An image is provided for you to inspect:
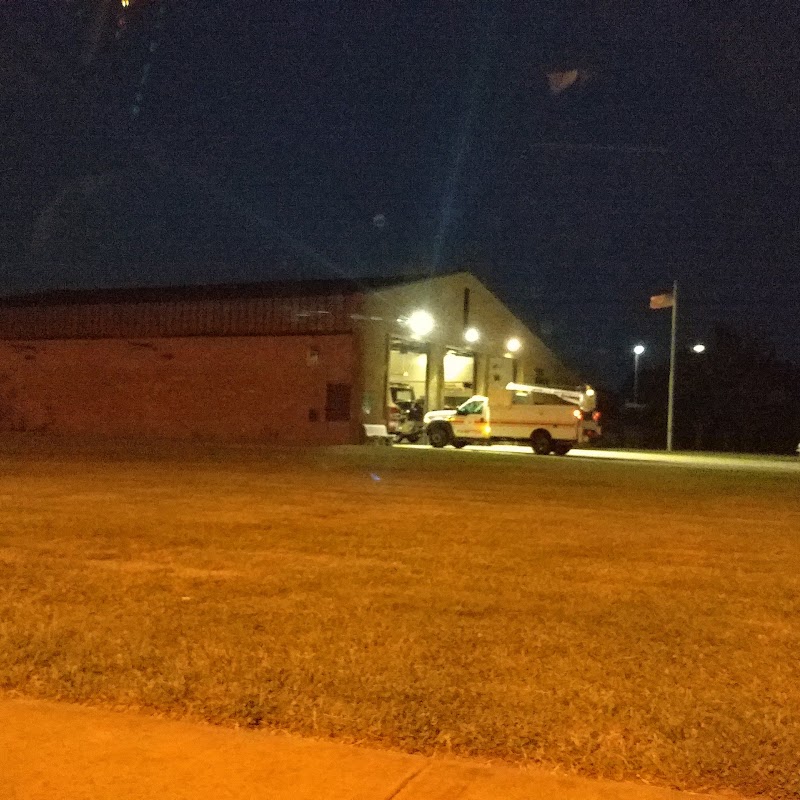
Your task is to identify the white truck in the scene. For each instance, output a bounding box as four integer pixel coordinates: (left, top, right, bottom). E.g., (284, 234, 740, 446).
(423, 382, 601, 455)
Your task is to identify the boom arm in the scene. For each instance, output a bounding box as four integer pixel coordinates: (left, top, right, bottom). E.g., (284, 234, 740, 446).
(505, 382, 597, 411)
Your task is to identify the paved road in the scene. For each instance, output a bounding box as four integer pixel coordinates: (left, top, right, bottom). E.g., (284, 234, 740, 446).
(397, 443, 800, 473)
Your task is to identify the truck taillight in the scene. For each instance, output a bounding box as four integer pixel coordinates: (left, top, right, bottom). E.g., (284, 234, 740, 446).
(592, 411, 601, 422)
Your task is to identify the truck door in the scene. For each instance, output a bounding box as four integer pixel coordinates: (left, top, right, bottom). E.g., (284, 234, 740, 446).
(449, 398, 488, 440)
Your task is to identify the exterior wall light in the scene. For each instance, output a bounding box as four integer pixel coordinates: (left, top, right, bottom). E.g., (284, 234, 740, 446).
(406, 310, 435, 338)
(464, 327, 480, 344)
(505, 337, 522, 353)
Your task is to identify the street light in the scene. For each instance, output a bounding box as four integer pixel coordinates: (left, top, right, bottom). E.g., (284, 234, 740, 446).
(632, 344, 645, 405)
(691, 343, 706, 354)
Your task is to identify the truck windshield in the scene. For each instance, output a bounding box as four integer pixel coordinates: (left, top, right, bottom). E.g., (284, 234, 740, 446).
(456, 399, 484, 415)
(392, 388, 414, 405)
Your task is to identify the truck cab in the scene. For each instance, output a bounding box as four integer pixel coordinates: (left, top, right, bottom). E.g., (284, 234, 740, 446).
(386, 383, 415, 433)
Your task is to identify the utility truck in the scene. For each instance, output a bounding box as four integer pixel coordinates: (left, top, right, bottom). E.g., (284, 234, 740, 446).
(423, 382, 601, 455)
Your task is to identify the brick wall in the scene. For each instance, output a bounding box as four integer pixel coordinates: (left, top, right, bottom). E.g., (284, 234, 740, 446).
(0, 335, 358, 444)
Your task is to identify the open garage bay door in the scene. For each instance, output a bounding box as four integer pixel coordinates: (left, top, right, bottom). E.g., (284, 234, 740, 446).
(443, 349, 475, 408)
(388, 342, 428, 411)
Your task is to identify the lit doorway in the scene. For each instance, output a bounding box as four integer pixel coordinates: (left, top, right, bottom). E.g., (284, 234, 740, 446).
(443, 349, 475, 408)
(388, 341, 428, 413)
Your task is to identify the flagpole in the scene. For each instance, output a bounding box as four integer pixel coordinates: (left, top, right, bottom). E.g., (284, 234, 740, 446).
(666, 280, 678, 452)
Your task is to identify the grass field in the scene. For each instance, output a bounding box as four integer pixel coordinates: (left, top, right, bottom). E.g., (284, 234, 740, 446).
(1, 437, 799, 797)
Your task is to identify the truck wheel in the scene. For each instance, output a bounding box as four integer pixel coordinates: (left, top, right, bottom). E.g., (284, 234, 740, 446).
(427, 423, 451, 449)
(553, 443, 571, 456)
(530, 430, 552, 455)
(453, 439, 468, 449)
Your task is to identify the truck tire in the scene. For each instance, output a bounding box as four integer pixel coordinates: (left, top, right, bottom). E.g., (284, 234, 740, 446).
(530, 430, 552, 455)
(427, 423, 452, 449)
(552, 442, 572, 456)
(452, 439, 468, 449)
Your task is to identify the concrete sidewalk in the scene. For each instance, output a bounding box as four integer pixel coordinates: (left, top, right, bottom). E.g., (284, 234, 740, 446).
(0, 697, 737, 800)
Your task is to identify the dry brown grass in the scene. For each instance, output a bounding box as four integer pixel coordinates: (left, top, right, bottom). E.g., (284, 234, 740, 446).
(1, 436, 799, 797)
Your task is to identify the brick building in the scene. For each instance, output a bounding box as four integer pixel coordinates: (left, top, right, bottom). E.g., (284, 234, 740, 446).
(0, 272, 576, 444)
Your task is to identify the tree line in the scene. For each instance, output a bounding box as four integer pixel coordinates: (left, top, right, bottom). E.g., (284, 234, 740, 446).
(609, 325, 800, 455)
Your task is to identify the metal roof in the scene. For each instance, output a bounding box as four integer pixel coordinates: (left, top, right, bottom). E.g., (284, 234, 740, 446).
(0, 272, 459, 308)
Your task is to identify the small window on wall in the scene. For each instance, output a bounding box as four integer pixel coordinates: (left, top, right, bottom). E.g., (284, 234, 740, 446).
(325, 383, 351, 421)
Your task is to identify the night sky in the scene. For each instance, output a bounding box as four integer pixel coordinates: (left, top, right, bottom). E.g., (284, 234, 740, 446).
(2, 1, 798, 388)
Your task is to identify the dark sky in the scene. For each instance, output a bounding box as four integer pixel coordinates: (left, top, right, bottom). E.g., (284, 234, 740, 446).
(1, 0, 798, 387)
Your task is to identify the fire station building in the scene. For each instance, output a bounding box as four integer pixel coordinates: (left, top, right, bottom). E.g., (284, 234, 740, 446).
(0, 271, 576, 444)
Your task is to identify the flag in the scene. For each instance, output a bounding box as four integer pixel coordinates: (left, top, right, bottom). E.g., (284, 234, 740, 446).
(650, 292, 674, 310)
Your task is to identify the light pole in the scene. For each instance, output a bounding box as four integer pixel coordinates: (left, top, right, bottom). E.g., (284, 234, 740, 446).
(632, 344, 645, 405)
(648, 279, 678, 451)
(689, 343, 707, 449)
